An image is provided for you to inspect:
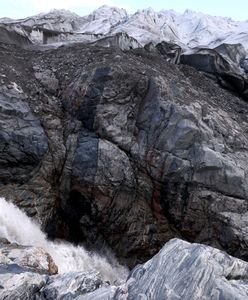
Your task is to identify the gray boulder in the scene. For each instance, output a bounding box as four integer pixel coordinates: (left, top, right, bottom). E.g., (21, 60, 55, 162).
(241, 59, 248, 73)
(118, 238, 248, 300)
(40, 271, 105, 299)
(0, 242, 58, 275)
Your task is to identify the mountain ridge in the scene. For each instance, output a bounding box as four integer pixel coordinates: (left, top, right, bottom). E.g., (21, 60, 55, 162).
(1, 5, 248, 50)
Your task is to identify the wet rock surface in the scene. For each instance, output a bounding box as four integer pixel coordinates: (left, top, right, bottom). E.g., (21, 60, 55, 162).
(0, 239, 107, 300)
(1, 39, 248, 270)
(0, 242, 58, 275)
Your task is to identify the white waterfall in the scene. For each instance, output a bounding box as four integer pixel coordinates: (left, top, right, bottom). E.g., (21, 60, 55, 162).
(0, 197, 128, 283)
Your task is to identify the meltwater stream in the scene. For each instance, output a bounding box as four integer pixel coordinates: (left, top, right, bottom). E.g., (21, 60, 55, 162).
(0, 197, 128, 283)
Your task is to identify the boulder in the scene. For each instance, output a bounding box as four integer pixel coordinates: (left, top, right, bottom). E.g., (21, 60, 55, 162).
(118, 239, 248, 300)
(0, 243, 58, 275)
(241, 59, 248, 73)
(81, 239, 248, 300)
(40, 271, 105, 299)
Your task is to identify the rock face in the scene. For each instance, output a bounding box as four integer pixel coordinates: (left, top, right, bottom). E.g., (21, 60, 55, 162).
(0, 87, 48, 185)
(1, 38, 248, 269)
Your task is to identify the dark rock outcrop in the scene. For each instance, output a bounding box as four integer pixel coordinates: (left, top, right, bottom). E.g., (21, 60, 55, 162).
(1, 40, 248, 268)
(0, 88, 48, 184)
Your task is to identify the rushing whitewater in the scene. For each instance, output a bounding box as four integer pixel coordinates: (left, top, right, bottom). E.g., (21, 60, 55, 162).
(0, 197, 128, 283)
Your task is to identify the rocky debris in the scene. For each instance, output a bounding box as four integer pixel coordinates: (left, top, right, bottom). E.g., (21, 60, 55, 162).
(1, 8, 248, 101)
(0, 239, 107, 299)
(34, 69, 59, 94)
(2, 238, 248, 299)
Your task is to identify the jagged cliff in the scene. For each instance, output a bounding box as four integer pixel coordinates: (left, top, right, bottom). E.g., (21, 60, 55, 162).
(1, 40, 248, 267)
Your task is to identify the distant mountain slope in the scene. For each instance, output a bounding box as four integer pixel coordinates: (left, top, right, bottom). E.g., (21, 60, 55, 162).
(1, 5, 248, 50)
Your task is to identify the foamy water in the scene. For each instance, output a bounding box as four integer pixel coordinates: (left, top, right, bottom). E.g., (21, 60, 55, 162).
(0, 197, 128, 283)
